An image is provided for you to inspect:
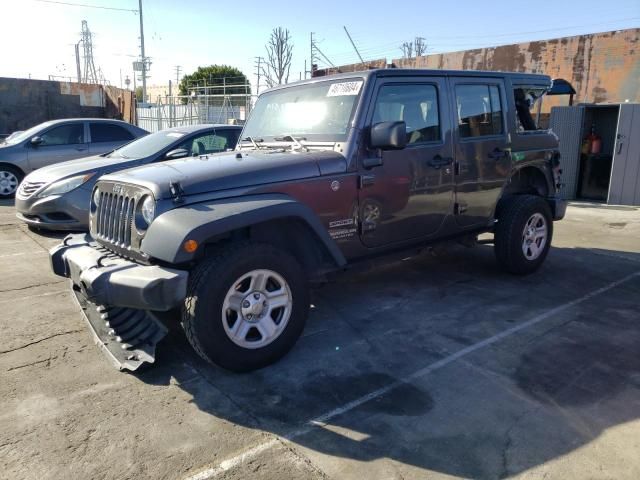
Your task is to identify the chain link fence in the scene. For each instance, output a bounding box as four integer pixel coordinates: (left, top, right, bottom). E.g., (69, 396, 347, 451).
(136, 81, 254, 133)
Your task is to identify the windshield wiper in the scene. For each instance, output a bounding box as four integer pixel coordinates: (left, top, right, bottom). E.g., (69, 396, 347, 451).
(274, 135, 309, 152)
(242, 136, 265, 150)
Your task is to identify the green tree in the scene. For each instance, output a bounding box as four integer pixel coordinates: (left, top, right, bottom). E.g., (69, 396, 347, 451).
(178, 65, 251, 104)
(135, 86, 143, 102)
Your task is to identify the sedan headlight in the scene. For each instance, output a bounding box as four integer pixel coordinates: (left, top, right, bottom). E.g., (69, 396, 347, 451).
(140, 195, 155, 225)
(37, 173, 95, 198)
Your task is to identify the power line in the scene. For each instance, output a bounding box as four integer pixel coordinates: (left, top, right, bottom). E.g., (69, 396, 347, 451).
(33, 0, 138, 13)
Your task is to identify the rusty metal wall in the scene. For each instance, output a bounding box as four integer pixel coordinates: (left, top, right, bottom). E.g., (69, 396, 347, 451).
(392, 28, 640, 107)
(312, 59, 387, 77)
(0, 77, 136, 134)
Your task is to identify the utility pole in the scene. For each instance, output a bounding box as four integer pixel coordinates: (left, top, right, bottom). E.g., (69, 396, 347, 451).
(138, 0, 147, 103)
(310, 32, 315, 77)
(343, 26, 364, 66)
(74, 40, 82, 83)
(174, 65, 182, 85)
(254, 56, 263, 94)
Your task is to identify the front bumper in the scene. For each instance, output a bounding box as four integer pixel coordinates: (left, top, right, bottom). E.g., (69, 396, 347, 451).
(15, 189, 89, 231)
(547, 197, 568, 221)
(50, 233, 189, 370)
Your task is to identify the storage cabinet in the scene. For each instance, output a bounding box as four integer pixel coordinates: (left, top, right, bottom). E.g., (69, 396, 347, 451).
(549, 103, 640, 206)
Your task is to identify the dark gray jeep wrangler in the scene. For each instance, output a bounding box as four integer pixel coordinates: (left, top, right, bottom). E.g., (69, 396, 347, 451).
(50, 69, 565, 372)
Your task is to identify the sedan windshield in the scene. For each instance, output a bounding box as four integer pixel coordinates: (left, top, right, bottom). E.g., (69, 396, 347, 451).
(241, 78, 364, 143)
(3, 121, 56, 145)
(109, 130, 185, 159)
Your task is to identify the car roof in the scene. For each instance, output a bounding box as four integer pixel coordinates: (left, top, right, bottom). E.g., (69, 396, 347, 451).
(160, 124, 243, 134)
(40, 118, 135, 125)
(266, 68, 552, 92)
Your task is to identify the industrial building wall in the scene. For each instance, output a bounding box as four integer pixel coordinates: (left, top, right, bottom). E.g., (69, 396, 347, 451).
(0, 77, 136, 135)
(392, 28, 640, 107)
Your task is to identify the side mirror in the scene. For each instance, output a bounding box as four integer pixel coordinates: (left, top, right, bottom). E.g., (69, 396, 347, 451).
(30, 136, 43, 146)
(164, 148, 189, 160)
(370, 121, 407, 150)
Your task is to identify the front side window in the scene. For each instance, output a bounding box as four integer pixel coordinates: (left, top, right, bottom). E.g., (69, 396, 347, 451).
(183, 131, 236, 155)
(90, 123, 134, 143)
(372, 84, 441, 144)
(456, 85, 503, 138)
(40, 124, 84, 146)
(242, 79, 363, 142)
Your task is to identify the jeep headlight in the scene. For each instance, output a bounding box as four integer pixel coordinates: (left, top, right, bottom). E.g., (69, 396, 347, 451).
(140, 195, 155, 225)
(37, 173, 95, 198)
(92, 187, 101, 208)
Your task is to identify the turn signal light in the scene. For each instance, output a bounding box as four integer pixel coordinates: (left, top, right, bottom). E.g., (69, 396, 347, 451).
(183, 239, 198, 253)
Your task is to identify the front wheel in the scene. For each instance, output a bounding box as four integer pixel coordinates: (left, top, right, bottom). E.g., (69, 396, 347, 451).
(0, 165, 23, 199)
(494, 195, 553, 275)
(182, 243, 309, 372)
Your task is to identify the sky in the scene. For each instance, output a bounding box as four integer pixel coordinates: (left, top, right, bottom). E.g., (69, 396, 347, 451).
(0, 0, 638, 94)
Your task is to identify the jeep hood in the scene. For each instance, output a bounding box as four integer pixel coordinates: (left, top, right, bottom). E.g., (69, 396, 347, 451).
(102, 150, 347, 199)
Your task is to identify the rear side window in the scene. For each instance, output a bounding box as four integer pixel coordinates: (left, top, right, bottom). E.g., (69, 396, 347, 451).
(90, 123, 134, 143)
(456, 85, 503, 138)
(40, 124, 84, 146)
(372, 84, 441, 144)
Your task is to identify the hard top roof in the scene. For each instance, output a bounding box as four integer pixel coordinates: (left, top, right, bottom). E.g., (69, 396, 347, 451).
(266, 68, 552, 93)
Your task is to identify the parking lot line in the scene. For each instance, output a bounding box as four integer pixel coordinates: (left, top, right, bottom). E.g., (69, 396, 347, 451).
(185, 270, 640, 480)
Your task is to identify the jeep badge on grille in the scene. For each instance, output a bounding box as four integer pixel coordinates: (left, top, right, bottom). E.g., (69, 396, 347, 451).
(112, 184, 123, 194)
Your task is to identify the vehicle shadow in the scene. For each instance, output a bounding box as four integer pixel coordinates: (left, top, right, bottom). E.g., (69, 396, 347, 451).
(136, 245, 640, 479)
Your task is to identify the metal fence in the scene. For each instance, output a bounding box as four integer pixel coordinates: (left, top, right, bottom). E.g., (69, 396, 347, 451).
(136, 91, 254, 133)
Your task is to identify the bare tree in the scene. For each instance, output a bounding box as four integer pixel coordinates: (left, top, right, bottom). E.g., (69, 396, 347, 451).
(414, 37, 427, 57)
(400, 41, 414, 59)
(263, 27, 293, 87)
(400, 37, 428, 59)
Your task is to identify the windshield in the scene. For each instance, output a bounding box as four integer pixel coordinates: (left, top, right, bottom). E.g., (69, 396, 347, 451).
(241, 78, 364, 143)
(109, 130, 184, 159)
(3, 121, 56, 145)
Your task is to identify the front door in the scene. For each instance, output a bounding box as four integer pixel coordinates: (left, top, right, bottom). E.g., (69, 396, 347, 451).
(358, 78, 454, 247)
(449, 78, 511, 227)
(27, 122, 88, 171)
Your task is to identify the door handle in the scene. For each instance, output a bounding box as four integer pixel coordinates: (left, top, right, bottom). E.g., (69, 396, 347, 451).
(428, 155, 453, 169)
(488, 148, 507, 159)
(75, 148, 87, 151)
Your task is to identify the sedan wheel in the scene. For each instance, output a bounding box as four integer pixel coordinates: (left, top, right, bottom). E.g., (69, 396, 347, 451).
(0, 170, 19, 197)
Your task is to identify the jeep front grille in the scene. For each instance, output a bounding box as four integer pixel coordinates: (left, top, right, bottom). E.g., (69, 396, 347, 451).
(91, 181, 151, 259)
(95, 192, 135, 247)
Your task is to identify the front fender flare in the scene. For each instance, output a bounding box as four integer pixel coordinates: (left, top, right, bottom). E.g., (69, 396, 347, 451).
(141, 194, 347, 266)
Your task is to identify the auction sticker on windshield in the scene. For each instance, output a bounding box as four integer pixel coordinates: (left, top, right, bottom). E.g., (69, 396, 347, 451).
(327, 81, 363, 97)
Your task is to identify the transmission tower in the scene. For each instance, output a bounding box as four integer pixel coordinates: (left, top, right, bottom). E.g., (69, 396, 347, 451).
(80, 20, 100, 84)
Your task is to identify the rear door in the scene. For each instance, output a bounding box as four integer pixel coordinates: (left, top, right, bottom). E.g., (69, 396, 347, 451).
(26, 122, 88, 170)
(357, 76, 454, 247)
(88, 122, 135, 154)
(450, 78, 511, 227)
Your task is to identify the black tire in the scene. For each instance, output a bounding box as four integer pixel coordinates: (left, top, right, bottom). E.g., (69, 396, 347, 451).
(182, 242, 309, 372)
(0, 165, 24, 199)
(494, 195, 553, 275)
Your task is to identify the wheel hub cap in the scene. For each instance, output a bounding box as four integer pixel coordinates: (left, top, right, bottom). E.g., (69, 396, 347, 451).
(521, 213, 548, 260)
(222, 269, 293, 349)
(241, 292, 267, 322)
(0, 171, 18, 195)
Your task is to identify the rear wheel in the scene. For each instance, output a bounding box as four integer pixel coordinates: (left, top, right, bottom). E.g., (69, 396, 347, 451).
(494, 195, 553, 275)
(182, 243, 309, 372)
(0, 165, 23, 199)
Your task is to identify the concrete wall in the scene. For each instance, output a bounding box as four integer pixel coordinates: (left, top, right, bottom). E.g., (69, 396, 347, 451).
(392, 28, 639, 106)
(0, 77, 136, 135)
